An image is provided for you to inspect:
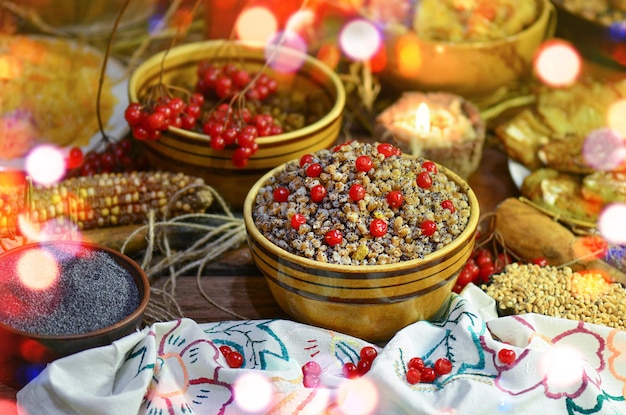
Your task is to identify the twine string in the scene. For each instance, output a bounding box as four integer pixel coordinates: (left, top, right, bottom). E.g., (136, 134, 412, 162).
(120, 183, 249, 325)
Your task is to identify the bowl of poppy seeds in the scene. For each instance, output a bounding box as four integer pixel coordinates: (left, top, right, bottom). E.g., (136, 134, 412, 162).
(243, 141, 480, 342)
(0, 241, 149, 362)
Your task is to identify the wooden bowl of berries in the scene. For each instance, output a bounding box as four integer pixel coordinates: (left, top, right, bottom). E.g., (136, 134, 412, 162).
(127, 40, 346, 209)
(243, 141, 480, 342)
(0, 241, 149, 372)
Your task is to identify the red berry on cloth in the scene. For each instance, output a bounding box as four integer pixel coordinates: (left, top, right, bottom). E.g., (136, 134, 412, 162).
(360, 346, 378, 362)
(302, 361, 321, 376)
(406, 368, 422, 384)
(420, 367, 437, 383)
(434, 358, 452, 375)
(225, 351, 243, 368)
(498, 349, 516, 365)
(342, 362, 359, 379)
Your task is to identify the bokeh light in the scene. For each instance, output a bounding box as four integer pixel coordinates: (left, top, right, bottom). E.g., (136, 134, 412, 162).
(19, 339, 50, 364)
(147, 9, 167, 35)
(0, 292, 26, 323)
(394, 33, 422, 77)
(25, 145, 65, 186)
(300, 387, 332, 415)
(17, 248, 59, 291)
(339, 19, 382, 61)
(233, 372, 273, 413)
(285, 9, 315, 36)
(13, 361, 46, 385)
(265, 31, 307, 73)
(335, 377, 379, 415)
(534, 40, 581, 87)
(539, 346, 584, 390)
(236, 7, 278, 44)
(17, 212, 83, 244)
(369, 42, 387, 73)
(608, 21, 626, 42)
(582, 128, 626, 171)
(0, 399, 18, 415)
(172, 7, 194, 32)
(607, 99, 626, 138)
(598, 203, 626, 245)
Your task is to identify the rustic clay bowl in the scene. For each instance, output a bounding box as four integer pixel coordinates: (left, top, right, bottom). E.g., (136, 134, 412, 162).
(0, 241, 149, 363)
(128, 40, 346, 209)
(243, 157, 480, 342)
(380, 0, 556, 101)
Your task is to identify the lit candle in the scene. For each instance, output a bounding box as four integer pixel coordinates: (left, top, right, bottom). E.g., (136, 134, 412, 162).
(411, 102, 431, 156)
(375, 92, 485, 178)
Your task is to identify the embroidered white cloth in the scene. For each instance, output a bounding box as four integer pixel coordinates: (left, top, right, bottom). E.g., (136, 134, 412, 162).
(17, 285, 626, 414)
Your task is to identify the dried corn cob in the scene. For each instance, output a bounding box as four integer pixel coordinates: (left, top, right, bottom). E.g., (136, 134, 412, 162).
(0, 171, 214, 237)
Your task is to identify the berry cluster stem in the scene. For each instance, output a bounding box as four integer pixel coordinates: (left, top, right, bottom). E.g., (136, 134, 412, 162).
(95, 0, 133, 145)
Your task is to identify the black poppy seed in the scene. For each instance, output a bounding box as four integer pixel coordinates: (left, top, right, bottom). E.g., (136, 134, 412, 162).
(0, 246, 140, 336)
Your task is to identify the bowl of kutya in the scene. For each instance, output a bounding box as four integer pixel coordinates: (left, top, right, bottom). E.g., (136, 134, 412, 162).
(243, 141, 479, 342)
(0, 241, 149, 363)
(373, 0, 556, 102)
(127, 39, 346, 209)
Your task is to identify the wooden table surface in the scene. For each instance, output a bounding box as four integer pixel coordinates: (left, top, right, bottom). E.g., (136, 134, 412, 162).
(0, 142, 520, 410)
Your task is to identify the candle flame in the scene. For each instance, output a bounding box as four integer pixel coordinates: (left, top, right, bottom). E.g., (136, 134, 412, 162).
(415, 102, 430, 134)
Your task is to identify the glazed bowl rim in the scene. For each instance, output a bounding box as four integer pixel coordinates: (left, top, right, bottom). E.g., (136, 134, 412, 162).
(0, 240, 150, 341)
(243, 154, 480, 274)
(386, 0, 554, 49)
(128, 39, 346, 145)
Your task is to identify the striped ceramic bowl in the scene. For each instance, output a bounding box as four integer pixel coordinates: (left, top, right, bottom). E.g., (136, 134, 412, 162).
(243, 159, 480, 342)
(128, 40, 345, 209)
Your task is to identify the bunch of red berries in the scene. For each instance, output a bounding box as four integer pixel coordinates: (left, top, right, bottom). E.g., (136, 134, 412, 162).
(342, 345, 378, 379)
(405, 356, 453, 385)
(453, 239, 553, 293)
(125, 61, 289, 168)
(124, 93, 205, 142)
(64, 138, 150, 178)
(195, 61, 278, 100)
(201, 104, 283, 167)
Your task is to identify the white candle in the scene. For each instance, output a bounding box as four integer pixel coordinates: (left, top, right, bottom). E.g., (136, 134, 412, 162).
(411, 102, 431, 156)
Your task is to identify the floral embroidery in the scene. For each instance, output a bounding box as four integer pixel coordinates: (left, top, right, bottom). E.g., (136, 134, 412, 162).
(607, 329, 626, 398)
(133, 319, 234, 415)
(393, 296, 496, 389)
(488, 319, 625, 413)
(50, 296, 626, 415)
